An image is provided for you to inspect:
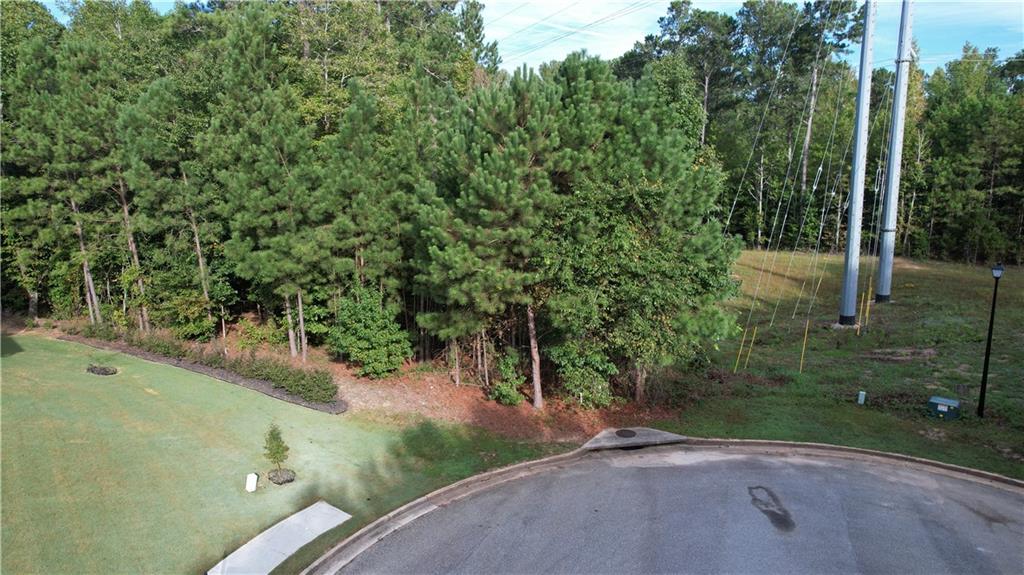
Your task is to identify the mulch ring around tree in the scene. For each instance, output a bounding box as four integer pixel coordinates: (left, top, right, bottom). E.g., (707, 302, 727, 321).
(87, 364, 118, 376)
(268, 469, 296, 485)
(59, 335, 348, 415)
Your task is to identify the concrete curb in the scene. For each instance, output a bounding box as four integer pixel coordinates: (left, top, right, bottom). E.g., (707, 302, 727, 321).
(301, 446, 593, 575)
(683, 437, 1024, 490)
(302, 431, 1024, 574)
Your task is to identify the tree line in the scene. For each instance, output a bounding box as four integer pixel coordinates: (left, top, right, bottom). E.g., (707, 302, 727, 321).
(621, 0, 1023, 265)
(1, 0, 735, 408)
(2, 1, 1020, 408)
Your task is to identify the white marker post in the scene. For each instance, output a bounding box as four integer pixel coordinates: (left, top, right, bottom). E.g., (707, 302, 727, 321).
(245, 473, 258, 493)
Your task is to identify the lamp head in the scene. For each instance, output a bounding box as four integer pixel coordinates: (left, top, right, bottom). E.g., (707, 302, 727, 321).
(992, 263, 1004, 279)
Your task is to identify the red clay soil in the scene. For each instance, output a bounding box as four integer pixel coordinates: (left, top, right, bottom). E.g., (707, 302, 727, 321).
(207, 321, 678, 442)
(335, 364, 677, 442)
(21, 318, 675, 443)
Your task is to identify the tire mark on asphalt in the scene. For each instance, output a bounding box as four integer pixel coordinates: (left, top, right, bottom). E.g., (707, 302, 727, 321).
(748, 486, 796, 532)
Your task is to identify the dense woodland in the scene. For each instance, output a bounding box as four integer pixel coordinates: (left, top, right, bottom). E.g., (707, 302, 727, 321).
(1, 0, 1021, 408)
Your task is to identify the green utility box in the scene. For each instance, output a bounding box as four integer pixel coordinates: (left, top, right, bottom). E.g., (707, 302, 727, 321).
(928, 396, 961, 420)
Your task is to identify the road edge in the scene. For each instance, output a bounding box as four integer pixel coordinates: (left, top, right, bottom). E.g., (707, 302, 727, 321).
(684, 437, 1024, 489)
(301, 446, 592, 575)
(302, 432, 1023, 574)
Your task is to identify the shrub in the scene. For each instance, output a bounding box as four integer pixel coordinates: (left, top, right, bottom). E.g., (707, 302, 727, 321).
(81, 323, 120, 342)
(489, 380, 524, 406)
(548, 341, 617, 408)
(489, 352, 525, 406)
(226, 356, 336, 403)
(237, 317, 286, 350)
(130, 333, 188, 359)
(189, 348, 227, 369)
(327, 288, 411, 378)
(162, 295, 216, 342)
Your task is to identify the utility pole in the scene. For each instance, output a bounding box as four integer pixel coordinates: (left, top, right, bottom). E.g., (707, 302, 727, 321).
(875, 0, 914, 303)
(839, 0, 875, 326)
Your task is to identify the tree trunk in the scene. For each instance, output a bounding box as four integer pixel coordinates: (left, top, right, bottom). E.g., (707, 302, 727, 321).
(481, 329, 490, 388)
(220, 305, 228, 356)
(527, 305, 543, 410)
(800, 65, 820, 200)
(27, 291, 38, 321)
(117, 175, 149, 332)
(902, 188, 917, 255)
(285, 295, 298, 357)
(633, 364, 648, 404)
(70, 198, 102, 324)
(297, 289, 308, 363)
(452, 338, 461, 386)
(187, 209, 213, 320)
(700, 74, 710, 147)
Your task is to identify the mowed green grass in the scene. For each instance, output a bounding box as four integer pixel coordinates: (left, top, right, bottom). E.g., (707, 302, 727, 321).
(657, 250, 1024, 478)
(0, 335, 562, 574)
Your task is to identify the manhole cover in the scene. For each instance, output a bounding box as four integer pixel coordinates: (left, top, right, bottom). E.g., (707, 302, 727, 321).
(615, 429, 637, 438)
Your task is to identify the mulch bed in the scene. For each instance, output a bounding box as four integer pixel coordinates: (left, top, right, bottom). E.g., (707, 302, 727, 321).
(59, 334, 348, 415)
(86, 364, 118, 376)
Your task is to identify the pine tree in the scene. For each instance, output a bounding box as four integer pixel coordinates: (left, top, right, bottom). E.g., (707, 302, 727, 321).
(458, 0, 500, 77)
(418, 66, 562, 408)
(263, 424, 289, 471)
(544, 55, 738, 404)
(200, 3, 322, 361)
(118, 75, 226, 338)
(321, 84, 404, 296)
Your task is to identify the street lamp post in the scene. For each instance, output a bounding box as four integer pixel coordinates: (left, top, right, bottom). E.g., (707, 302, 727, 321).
(977, 263, 1004, 418)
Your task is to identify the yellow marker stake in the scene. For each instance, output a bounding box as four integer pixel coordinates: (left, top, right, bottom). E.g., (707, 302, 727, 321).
(744, 326, 758, 370)
(799, 318, 811, 373)
(733, 327, 748, 373)
(865, 274, 875, 328)
(857, 291, 867, 335)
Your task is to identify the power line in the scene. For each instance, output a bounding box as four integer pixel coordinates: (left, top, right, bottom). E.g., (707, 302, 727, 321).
(485, 2, 529, 27)
(502, 1, 649, 60)
(502, 1, 657, 64)
(497, 1, 583, 42)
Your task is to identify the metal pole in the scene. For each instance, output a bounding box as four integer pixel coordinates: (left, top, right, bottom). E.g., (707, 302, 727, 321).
(977, 275, 1000, 418)
(839, 0, 875, 325)
(875, 0, 914, 303)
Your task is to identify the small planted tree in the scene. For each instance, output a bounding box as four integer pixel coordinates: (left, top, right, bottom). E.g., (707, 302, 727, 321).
(264, 424, 294, 484)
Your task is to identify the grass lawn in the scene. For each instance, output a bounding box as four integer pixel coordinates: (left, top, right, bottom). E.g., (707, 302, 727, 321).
(0, 334, 565, 574)
(656, 250, 1024, 479)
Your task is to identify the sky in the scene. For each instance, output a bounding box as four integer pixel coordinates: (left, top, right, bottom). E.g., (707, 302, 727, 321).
(41, 0, 1023, 74)
(487, 0, 1024, 72)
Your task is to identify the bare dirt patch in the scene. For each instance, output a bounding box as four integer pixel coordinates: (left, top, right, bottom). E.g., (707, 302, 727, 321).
(864, 347, 937, 362)
(335, 364, 675, 442)
(918, 427, 948, 441)
(894, 258, 929, 271)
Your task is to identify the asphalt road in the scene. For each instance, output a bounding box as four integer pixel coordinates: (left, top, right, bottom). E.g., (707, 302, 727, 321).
(342, 446, 1024, 574)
